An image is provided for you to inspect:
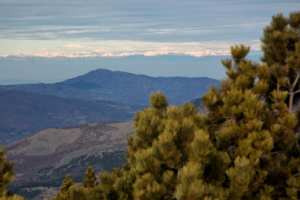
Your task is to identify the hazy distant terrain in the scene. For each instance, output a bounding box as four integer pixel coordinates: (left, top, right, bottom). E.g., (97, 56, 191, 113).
(5, 121, 133, 199)
(0, 68, 213, 145)
(0, 54, 262, 83)
(0, 90, 142, 145)
(0, 68, 219, 106)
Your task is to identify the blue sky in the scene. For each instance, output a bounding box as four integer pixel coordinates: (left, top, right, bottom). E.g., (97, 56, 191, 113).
(0, 0, 299, 83)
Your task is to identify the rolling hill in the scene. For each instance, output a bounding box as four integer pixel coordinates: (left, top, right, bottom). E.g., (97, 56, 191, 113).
(5, 121, 133, 199)
(0, 90, 142, 145)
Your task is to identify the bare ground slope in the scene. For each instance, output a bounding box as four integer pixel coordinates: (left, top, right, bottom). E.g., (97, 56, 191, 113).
(4, 121, 134, 189)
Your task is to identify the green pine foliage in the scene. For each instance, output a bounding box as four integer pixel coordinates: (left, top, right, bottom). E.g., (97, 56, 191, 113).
(0, 147, 24, 200)
(261, 11, 300, 113)
(82, 167, 98, 189)
(0, 146, 14, 197)
(53, 174, 75, 200)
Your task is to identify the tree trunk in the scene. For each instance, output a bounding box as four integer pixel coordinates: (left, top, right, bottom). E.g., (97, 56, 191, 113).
(176, 170, 181, 200)
(274, 152, 281, 173)
(289, 91, 293, 113)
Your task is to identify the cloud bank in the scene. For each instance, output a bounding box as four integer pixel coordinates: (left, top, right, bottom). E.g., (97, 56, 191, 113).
(0, 50, 231, 58)
(1, 0, 299, 57)
(0, 40, 262, 58)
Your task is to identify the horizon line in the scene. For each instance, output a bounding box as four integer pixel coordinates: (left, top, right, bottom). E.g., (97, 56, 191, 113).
(0, 50, 263, 59)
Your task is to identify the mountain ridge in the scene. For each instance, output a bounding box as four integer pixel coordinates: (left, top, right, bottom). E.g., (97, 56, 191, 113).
(0, 68, 219, 106)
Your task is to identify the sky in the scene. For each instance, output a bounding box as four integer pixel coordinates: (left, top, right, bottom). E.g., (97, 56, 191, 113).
(0, 0, 299, 83)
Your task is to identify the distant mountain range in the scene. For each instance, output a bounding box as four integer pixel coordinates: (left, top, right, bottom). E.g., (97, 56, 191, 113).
(0, 68, 219, 106)
(0, 90, 142, 145)
(5, 121, 133, 199)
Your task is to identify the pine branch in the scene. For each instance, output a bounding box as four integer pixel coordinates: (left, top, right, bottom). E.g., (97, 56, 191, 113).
(293, 89, 300, 95)
(289, 90, 294, 113)
(287, 78, 291, 87)
(271, 151, 279, 155)
(292, 73, 300, 90)
(287, 72, 300, 112)
(176, 170, 181, 200)
(274, 152, 281, 173)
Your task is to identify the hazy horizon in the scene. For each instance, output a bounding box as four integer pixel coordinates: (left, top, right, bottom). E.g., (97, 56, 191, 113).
(0, 53, 262, 85)
(1, 0, 299, 83)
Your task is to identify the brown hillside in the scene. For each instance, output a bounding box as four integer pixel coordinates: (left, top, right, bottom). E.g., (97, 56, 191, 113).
(4, 121, 134, 188)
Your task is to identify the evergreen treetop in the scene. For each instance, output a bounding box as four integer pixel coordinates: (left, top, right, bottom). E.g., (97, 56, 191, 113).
(261, 11, 300, 113)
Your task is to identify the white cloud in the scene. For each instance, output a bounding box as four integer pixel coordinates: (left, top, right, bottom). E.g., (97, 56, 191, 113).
(143, 51, 170, 56)
(0, 39, 261, 58)
(0, 50, 236, 58)
(183, 50, 230, 57)
(62, 43, 85, 48)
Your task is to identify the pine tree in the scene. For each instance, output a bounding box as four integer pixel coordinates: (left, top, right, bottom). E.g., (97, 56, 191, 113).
(0, 147, 24, 200)
(177, 44, 276, 199)
(261, 11, 300, 113)
(174, 11, 300, 198)
(0, 147, 14, 198)
(53, 174, 74, 200)
(82, 167, 97, 189)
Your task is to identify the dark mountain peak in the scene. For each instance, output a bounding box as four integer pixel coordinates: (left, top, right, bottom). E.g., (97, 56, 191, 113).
(63, 68, 218, 84)
(87, 68, 146, 76)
